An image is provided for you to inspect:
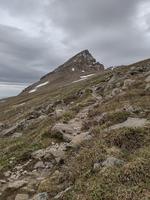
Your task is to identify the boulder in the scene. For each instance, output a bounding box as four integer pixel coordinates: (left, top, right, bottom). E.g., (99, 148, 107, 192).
(32, 192, 48, 200)
(111, 88, 122, 96)
(67, 132, 91, 148)
(34, 161, 45, 169)
(93, 162, 101, 172)
(145, 83, 150, 91)
(123, 79, 135, 89)
(32, 149, 46, 160)
(1, 124, 18, 137)
(15, 194, 29, 200)
(11, 132, 23, 138)
(31, 149, 54, 161)
(8, 180, 27, 189)
(145, 75, 150, 83)
(4, 171, 11, 177)
(93, 112, 107, 124)
(47, 143, 67, 163)
(52, 123, 75, 135)
(32, 143, 67, 163)
(102, 157, 124, 167)
(0, 122, 4, 131)
(107, 117, 149, 130)
(0, 179, 6, 184)
(55, 105, 67, 118)
(38, 115, 47, 120)
(51, 123, 77, 142)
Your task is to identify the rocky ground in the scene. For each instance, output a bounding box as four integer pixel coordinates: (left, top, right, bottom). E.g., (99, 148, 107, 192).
(0, 56, 150, 199)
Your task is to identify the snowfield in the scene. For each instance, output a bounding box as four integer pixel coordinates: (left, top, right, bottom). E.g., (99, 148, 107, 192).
(29, 81, 49, 93)
(36, 81, 49, 88)
(29, 89, 37, 93)
(80, 74, 95, 79)
(72, 74, 95, 83)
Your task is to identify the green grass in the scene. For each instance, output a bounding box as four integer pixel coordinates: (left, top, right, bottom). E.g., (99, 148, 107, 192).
(0, 62, 150, 199)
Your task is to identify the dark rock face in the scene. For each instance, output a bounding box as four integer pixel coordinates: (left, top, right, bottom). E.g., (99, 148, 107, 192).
(53, 50, 104, 73)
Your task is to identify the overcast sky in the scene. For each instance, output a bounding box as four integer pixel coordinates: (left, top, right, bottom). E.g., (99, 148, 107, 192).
(0, 0, 150, 98)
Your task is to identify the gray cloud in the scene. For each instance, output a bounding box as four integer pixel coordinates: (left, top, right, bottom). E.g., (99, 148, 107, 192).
(49, 0, 150, 65)
(0, 0, 150, 98)
(0, 82, 27, 98)
(0, 24, 64, 83)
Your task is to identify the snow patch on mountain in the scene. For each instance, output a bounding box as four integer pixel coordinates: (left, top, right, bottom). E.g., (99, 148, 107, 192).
(72, 74, 95, 83)
(29, 89, 37, 93)
(29, 81, 49, 93)
(80, 74, 95, 79)
(36, 81, 49, 88)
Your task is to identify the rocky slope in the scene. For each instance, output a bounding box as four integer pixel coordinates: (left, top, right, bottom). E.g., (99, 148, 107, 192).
(0, 52, 150, 200)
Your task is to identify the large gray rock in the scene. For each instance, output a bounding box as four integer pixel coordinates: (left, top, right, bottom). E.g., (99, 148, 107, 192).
(31, 148, 54, 161)
(1, 124, 18, 137)
(0, 122, 4, 131)
(15, 194, 29, 200)
(67, 132, 91, 148)
(107, 117, 149, 130)
(122, 79, 135, 89)
(93, 112, 107, 124)
(55, 105, 67, 118)
(34, 161, 45, 169)
(93, 162, 101, 172)
(111, 88, 122, 96)
(11, 132, 23, 138)
(51, 123, 77, 142)
(32, 143, 67, 163)
(32, 192, 48, 200)
(145, 83, 150, 91)
(145, 75, 150, 83)
(108, 75, 117, 84)
(102, 157, 124, 167)
(8, 180, 27, 189)
(47, 143, 67, 163)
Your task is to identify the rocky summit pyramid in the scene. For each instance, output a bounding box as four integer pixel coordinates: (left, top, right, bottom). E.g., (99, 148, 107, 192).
(53, 49, 104, 73)
(22, 50, 104, 94)
(0, 52, 150, 200)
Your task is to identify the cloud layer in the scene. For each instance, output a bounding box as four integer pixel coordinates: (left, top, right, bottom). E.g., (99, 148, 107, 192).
(0, 0, 150, 98)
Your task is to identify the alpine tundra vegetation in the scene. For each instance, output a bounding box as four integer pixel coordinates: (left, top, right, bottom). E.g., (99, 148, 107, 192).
(0, 50, 150, 199)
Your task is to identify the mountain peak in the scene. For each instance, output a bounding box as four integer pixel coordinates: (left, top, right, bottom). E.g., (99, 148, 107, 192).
(54, 50, 104, 73)
(72, 49, 93, 60)
(23, 50, 105, 94)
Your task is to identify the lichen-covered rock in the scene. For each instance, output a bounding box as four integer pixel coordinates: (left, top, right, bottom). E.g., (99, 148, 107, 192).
(31, 148, 54, 161)
(145, 83, 150, 91)
(122, 79, 135, 89)
(8, 180, 27, 189)
(32, 192, 48, 200)
(111, 88, 122, 96)
(102, 157, 124, 167)
(1, 124, 18, 137)
(34, 161, 45, 169)
(107, 117, 149, 130)
(67, 132, 91, 148)
(15, 194, 29, 200)
(145, 75, 150, 83)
